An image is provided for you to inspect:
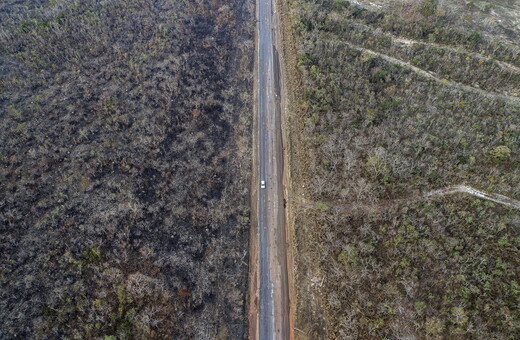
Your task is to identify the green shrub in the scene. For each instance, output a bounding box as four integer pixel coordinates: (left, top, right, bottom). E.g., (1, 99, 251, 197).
(468, 31, 482, 45)
(315, 201, 330, 211)
(418, 0, 437, 17)
(338, 244, 360, 269)
(424, 317, 444, 335)
(83, 246, 103, 265)
(333, 0, 349, 11)
(489, 145, 511, 162)
(366, 156, 390, 178)
(414, 301, 428, 311)
(451, 307, 468, 326)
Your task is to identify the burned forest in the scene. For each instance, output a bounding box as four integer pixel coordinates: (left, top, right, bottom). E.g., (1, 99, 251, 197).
(0, 0, 254, 338)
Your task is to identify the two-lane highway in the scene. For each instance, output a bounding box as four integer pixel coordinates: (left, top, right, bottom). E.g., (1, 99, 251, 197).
(257, 0, 273, 335)
(256, 0, 290, 338)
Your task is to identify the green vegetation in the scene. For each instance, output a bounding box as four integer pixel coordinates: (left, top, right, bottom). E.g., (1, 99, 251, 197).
(295, 195, 519, 338)
(490, 145, 512, 163)
(418, 0, 438, 17)
(283, 0, 520, 338)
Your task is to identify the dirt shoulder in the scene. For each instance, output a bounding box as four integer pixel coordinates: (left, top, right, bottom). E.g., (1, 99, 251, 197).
(276, 0, 309, 338)
(248, 1, 261, 338)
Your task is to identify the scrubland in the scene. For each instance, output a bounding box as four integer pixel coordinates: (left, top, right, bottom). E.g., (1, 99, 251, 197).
(281, 0, 520, 338)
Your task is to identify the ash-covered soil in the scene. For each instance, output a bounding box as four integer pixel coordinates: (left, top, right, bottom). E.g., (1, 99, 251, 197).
(0, 0, 254, 338)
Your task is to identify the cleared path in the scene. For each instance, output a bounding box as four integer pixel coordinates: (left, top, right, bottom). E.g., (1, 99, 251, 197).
(256, 0, 290, 338)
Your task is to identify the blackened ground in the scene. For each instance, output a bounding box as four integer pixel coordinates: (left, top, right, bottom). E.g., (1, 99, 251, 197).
(0, 0, 254, 338)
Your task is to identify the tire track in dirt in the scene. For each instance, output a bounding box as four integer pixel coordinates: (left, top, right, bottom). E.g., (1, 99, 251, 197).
(298, 185, 520, 213)
(342, 41, 520, 105)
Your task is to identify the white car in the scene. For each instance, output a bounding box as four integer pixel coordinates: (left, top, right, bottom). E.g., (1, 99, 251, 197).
(260, 180, 266, 189)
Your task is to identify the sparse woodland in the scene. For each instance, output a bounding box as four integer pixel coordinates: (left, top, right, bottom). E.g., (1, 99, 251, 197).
(2, 0, 519, 338)
(283, 0, 520, 338)
(0, 0, 254, 338)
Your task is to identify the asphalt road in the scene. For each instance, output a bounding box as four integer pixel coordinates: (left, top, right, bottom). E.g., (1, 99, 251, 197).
(257, 0, 290, 338)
